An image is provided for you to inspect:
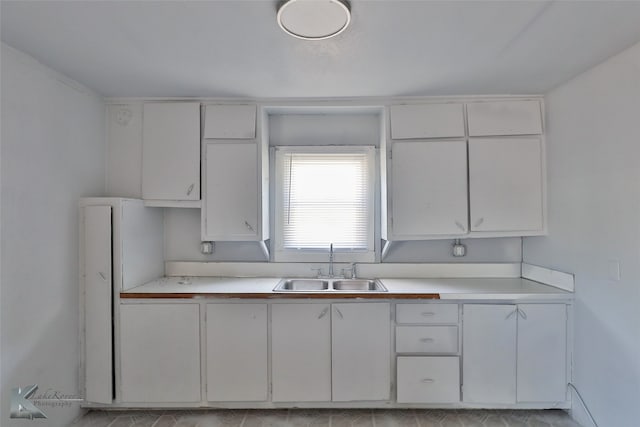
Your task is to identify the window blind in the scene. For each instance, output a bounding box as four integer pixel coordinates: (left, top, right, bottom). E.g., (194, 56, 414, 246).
(279, 151, 370, 250)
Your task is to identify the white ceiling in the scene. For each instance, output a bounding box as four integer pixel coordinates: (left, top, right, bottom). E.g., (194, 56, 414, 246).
(2, 1, 640, 98)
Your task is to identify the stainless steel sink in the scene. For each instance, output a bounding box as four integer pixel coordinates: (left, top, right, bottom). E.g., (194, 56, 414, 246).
(273, 278, 387, 292)
(332, 279, 387, 292)
(274, 279, 330, 291)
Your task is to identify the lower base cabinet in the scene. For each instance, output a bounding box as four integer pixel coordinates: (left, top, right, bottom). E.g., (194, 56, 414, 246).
(272, 303, 332, 402)
(397, 357, 460, 403)
(206, 303, 268, 401)
(119, 303, 201, 403)
(271, 302, 391, 402)
(462, 304, 567, 404)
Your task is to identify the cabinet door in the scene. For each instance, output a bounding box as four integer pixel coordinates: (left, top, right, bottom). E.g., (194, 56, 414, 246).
(462, 304, 517, 404)
(467, 100, 542, 136)
(469, 137, 544, 233)
(206, 304, 268, 401)
(142, 102, 200, 203)
(271, 304, 331, 402)
(332, 303, 391, 401)
(83, 206, 113, 404)
(517, 304, 567, 402)
(203, 104, 256, 139)
(390, 103, 465, 139)
(120, 304, 201, 403)
(202, 142, 259, 240)
(391, 140, 468, 238)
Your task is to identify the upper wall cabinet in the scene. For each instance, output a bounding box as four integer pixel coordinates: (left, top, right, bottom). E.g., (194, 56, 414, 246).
(383, 98, 546, 243)
(467, 100, 542, 136)
(203, 104, 257, 139)
(142, 102, 201, 207)
(201, 104, 268, 251)
(389, 140, 468, 239)
(390, 103, 465, 139)
(469, 137, 545, 234)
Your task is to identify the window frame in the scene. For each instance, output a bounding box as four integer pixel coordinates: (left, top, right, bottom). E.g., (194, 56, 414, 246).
(273, 145, 376, 263)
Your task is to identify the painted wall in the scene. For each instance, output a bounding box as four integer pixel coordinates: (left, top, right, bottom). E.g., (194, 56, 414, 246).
(108, 105, 521, 263)
(523, 41, 640, 427)
(1, 44, 105, 427)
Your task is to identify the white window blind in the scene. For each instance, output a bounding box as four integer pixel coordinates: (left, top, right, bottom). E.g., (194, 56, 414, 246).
(276, 148, 373, 252)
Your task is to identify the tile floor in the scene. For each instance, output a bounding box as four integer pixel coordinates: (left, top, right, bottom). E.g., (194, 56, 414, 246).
(69, 409, 583, 427)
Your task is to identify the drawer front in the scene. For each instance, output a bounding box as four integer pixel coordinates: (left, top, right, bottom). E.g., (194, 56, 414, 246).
(396, 326, 458, 354)
(396, 304, 458, 324)
(397, 356, 460, 403)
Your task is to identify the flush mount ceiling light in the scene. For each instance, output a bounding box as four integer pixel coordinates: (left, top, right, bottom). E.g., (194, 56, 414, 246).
(277, 0, 351, 40)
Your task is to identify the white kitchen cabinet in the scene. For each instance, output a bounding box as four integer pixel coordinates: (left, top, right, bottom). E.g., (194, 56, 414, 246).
(517, 304, 567, 402)
(390, 103, 465, 139)
(271, 303, 331, 402)
(462, 304, 567, 404)
(396, 303, 459, 325)
(120, 303, 201, 403)
(462, 304, 517, 404)
(467, 100, 542, 136)
(396, 326, 458, 354)
(203, 104, 257, 139)
(389, 140, 468, 238)
(397, 357, 460, 403)
(469, 137, 545, 234)
(142, 102, 201, 207)
(202, 142, 261, 240)
(206, 303, 268, 402)
(80, 198, 164, 405)
(332, 303, 391, 401)
(82, 205, 113, 404)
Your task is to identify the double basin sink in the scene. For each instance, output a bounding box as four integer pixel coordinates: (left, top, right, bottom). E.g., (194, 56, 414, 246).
(273, 278, 387, 292)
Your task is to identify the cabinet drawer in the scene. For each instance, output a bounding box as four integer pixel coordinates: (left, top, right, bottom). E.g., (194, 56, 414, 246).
(396, 326, 458, 353)
(467, 100, 542, 136)
(397, 357, 460, 403)
(390, 103, 465, 139)
(396, 304, 458, 324)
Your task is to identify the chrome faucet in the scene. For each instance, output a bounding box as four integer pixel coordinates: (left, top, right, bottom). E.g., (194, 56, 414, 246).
(328, 243, 334, 278)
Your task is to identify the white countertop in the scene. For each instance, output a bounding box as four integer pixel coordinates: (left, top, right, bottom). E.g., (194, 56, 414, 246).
(123, 276, 572, 301)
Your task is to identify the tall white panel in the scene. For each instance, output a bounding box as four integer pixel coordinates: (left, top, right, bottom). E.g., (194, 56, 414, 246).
(83, 205, 113, 404)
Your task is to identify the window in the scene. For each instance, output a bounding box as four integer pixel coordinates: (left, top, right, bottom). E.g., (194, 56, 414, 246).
(274, 146, 375, 262)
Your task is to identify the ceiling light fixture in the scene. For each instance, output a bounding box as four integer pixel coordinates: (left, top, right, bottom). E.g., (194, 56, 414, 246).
(277, 0, 351, 40)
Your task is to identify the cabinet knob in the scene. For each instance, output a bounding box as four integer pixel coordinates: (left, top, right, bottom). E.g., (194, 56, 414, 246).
(419, 338, 434, 343)
(334, 307, 344, 319)
(98, 272, 107, 281)
(474, 217, 484, 228)
(244, 221, 255, 232)
(505, 308, 518, 320)
(518, 308, 528, 319)
(318, 307, 329, 319)
(455, 221, 466, 232)
(421, 312, 435, 317)
(186, 183, 195, 195)
(421, 378, 435, 384)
